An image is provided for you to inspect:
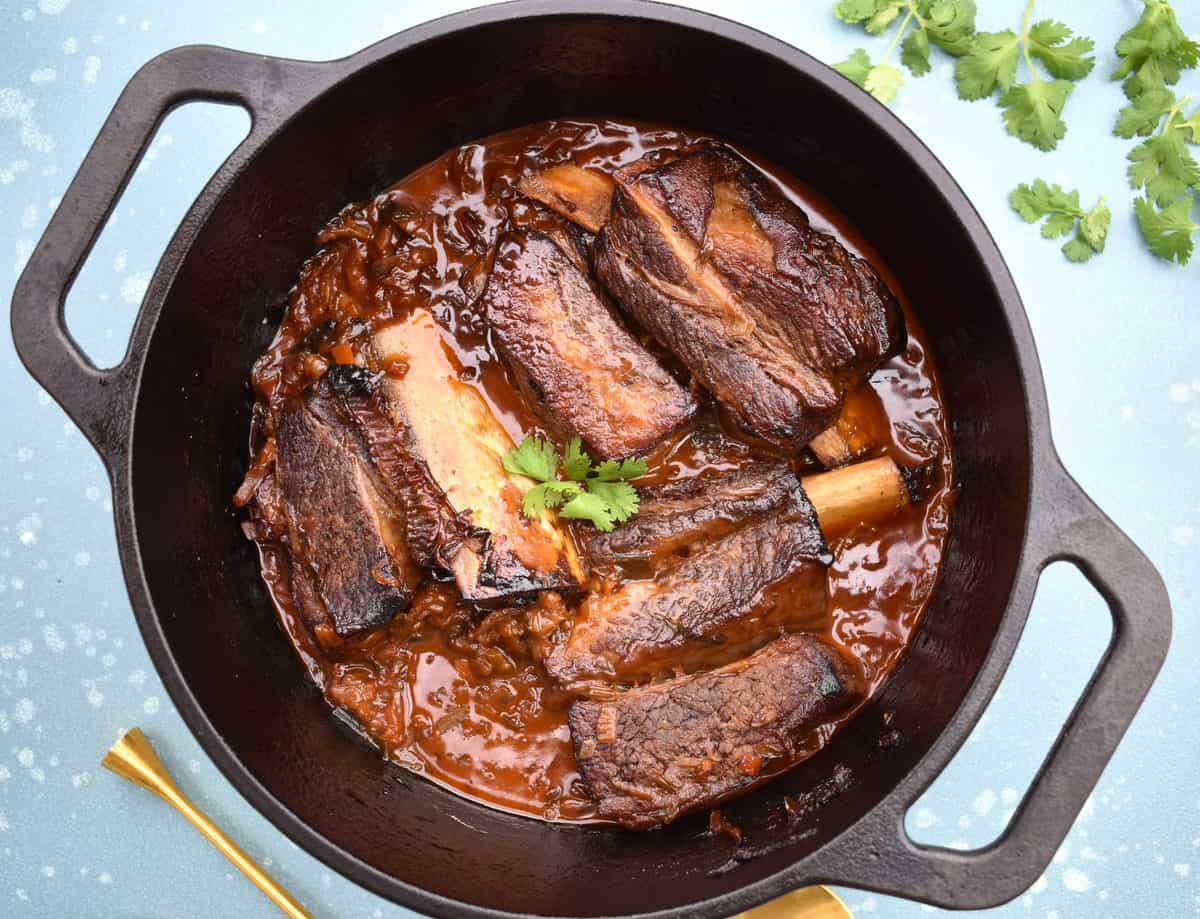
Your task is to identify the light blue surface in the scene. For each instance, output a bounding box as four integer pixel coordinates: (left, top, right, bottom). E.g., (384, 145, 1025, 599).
(0, 1, 1196, 916)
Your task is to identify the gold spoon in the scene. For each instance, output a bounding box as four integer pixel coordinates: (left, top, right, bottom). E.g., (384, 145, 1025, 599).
(102, 727, 315, 919)
(733, 885, 854, 919)
(104, 727, 848, 919)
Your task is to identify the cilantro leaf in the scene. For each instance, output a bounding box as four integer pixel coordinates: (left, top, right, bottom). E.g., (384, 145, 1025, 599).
(563, 436, 591, 481)
(1179, 107, 1200, 143)
(1059, 237, 1093, 263)
(1027, 20, 1095, 81)
(901, 27, 931, 76)
(1009, 180, 1107, 263)
(920, 0, 977, 56)
(502, 435, 559, 482)
(1040, 210, 1076, 239)
(1079, 198, 1111, 252)
(1113, 0, 1200, 97)
(1127, 112, 1200, 206)
(521, 480, 582, 517)
(864, 62, 905, 102)
(587, 481, 640, 524)
(1115, 87, 1177, 138)
(833, 0, 881, 23)
(833, 48, 874, 87)
(865, 1, 906, 34)
(558, 491, 618, 532)
(501, 435, 648, 531)
(955, 29, 1019, 99)
(593, 456, 649, 482)
(1134, 195, 1200, 263)
(999, 78, 1072, 151)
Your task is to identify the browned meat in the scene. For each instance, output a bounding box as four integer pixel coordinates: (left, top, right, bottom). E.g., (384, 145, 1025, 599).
(481, 228, 695, 459)
(366, 310, 585, 603)
(517, 164, 615, 233)
(544, 485, 830, 687)
(580, 462, 803, 573)
(274, 374, 422, 635)
(594, 144, 905, 450)
(570, 633, 860, 828)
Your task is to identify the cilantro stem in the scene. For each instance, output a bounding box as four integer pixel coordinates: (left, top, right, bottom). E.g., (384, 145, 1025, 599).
(1167, 94, 1192, 131)
(882, 5, 919, 64)
(1018, 0, 1039, 85)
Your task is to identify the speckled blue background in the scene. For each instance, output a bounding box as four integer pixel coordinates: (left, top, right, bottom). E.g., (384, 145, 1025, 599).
(0, 1, 1195, 916)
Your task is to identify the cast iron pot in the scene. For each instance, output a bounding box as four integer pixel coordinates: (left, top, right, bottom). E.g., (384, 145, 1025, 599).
(10, 3, 1172, 917)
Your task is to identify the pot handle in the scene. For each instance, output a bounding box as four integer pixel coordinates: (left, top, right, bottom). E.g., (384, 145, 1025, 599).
(806, 458, 1171, 909)
(9, 45, 322, 463)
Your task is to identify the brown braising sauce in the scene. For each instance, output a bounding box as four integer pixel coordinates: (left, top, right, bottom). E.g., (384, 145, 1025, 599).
(241, 119, 956, 823)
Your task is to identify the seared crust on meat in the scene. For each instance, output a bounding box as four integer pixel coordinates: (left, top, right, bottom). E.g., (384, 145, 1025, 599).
(482, 228, 695, 460)
(594, 144, 904, 449)
(570, 633, 860, 828)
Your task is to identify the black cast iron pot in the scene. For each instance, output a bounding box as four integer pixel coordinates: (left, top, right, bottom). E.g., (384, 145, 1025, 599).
(10, 3, 1172, 917)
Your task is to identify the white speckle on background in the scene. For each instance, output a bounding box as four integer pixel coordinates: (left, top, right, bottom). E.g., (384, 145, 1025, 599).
(1120, 404, 1134, 421)
(70, 771, 90, 789)
(17, 513, 41, 546)
(1171, 525, 1194, 547)
(120, 271, 148, 304)
(913, 807, 937, 829)
(957, 814, 970, 829)
(1063, 868, 1092, 892)
(22, 8, 34, 21)
(82, 56, 100, 85)
(16, 749, 33, 768)
(37, 0, 70, 14)
(112, 250, 126, 271)
(0, 814, 8, 831)
(43, 624, 64, 652)
(97, 871, 112, 885)
(139, 19, 150, 31)
(142, 696, 159, 715)
(61, 36, 77, 54)
(29, 68, 55, 85)
(13, 699, 35, 724)
(41, 865, 54, 878)
(972, 788, 997, 816)
(1174, 863, 1190, 878)
(252, 17, 267, 33)
(74, 550, 90, 567)
(1170, 382, 1193, 403)
(127, 670, 145, 687)
(85, 687, 103, 708)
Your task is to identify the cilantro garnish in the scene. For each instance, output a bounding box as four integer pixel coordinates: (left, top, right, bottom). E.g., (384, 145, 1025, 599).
(1009, 180, 1110, 263)
(1111, 1, 1200, 264)
(502, 435, 645, 532)
(833, 1, 979, 105)
(953, 1, 1094, 151)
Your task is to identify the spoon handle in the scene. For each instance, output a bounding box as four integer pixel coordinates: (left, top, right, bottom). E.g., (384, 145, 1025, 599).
(103, 727, 314, 919)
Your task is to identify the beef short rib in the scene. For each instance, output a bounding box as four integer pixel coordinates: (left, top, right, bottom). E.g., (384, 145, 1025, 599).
(570, 633, 860, 828)
(481, 228, 694, 460)
(544, 477, 830, 687)
(274, 374, 423, 635)
(580, 462, 804, 574)
(594, 144, 905, 450)
(367, 309, 584, 603)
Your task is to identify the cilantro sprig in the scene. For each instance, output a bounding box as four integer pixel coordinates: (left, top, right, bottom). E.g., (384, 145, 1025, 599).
(502, 435, 646, 532)
(1111, 1, 1200, 264)
(833, 0, 978, 105)
(954, 0, 1095, 151)
(1009, 180, 1110, 263)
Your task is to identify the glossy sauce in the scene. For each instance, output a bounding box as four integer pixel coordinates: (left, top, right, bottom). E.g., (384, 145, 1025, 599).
(242, 119, 956, 823)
